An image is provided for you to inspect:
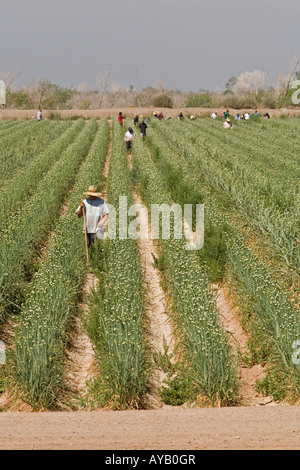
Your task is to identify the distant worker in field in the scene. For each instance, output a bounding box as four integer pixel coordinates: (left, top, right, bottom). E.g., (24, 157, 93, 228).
(133, 115, 139, 127)
(37, 109, 42, 121)
(211, 112, 218, 119)
(76, 185, 109, 248)
(124, 127, 135, 154)
(223, 118, 233, 129)
(118, 112, 124, 126)
(264, 112, 270, 119)
(190, 115, 195, 120)
(235, 114, 241, 120)
(139, 120, 148, 140)
(223, 109, 230, 119)
(178, 112, 184, 120)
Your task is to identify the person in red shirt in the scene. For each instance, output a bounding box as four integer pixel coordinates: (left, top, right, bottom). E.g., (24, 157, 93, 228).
(118, 112, 124, 126)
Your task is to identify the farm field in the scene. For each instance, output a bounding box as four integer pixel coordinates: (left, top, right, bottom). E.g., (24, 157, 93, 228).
(0, 114, 299, 449)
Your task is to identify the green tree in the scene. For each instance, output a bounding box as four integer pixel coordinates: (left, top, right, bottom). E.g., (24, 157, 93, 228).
(7, 90, 33, 109)
(29, 79, 73, 109)
(185, 92, 213, 107)
(152, 93, 173, 108)
(294, 70, 300, 80)
(224, 76, 237, 94)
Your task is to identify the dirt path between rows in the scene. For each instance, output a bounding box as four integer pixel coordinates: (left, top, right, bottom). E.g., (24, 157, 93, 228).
(182, 218, 269, 406)
(127, 153, 176, 409)
(65, 272, 98, 407)
(214, 284, 272, 406)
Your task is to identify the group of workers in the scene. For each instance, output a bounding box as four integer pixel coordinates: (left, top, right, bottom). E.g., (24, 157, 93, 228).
(211, 109, 271, 129)
(77, 111, 151, 251)
(118, 112, 149, 154)
(76, 106, 273, 251)
(121, 105, 272, 149)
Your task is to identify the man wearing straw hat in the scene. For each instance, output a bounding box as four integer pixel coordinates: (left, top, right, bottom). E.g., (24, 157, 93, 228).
(223, 117, 233, 129)
(76, 185, 109, 248)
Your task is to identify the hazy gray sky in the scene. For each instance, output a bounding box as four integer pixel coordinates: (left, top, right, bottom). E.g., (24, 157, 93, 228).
(1, 0, 300, 91)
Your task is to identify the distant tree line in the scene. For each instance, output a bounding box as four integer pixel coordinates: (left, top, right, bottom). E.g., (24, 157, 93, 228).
(2, 67, 300, 110)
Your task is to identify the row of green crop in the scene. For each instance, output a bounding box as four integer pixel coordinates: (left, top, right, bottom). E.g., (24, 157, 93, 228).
(146, 121, 300, 402)
(86, 119, 150, 409)
(230, 118, 300, 167)
(168, 118, 298, 208)
(0, 119, 42, 154)
(0, 120, 33, 140)
(128, 119, 240, 406)
(227, 235, 300, 401)
(149, 117, 298, 280)
(151, 119, 299, 274)
(198, 117, 299, 174)
(231, 118, 297, 166)
(163, 116, 299, 224)
(0, 120, 67, 188)
(153, 118, 298, 210)
(144, 125, 233, 281)
(0, 120, 26, 135)
(190, 118, 299, 197)
(185, 118, 299, 203)
(12, 120, 110, 409)
(0, 119, 98, 325)
(0, 119, 14, 129)
(0, 119, 84, 231)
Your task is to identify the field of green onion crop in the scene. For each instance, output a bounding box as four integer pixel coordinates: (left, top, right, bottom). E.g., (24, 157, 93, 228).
(0, 115, 299, 410)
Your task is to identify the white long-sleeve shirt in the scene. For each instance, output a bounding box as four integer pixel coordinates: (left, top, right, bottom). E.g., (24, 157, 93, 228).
(76, 198, 109, 234)
(124, 130, 134, 142)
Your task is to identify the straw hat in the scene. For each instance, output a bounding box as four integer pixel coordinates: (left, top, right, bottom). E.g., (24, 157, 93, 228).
(83, 185, 102, 197)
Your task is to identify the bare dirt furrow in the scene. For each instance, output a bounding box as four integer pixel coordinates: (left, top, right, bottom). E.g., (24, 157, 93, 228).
(65, 273, 98, 406)
(214, 284, 275, 406)
(127, 153, 176, 408)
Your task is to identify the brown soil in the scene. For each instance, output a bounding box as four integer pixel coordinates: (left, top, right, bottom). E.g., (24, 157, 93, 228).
(0, 406, 299, 450)
(127, 153, 176, 408)
(214, 284, 270, 406)
(65, 272, 98, 406)
(183, 220, 269, 407)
